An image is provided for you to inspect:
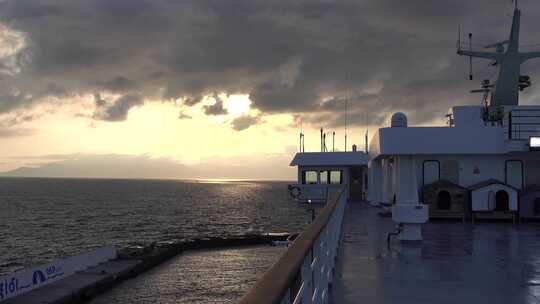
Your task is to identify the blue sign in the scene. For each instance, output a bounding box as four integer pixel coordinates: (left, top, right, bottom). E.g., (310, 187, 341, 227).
(0, 265, 64, 301)
(0, 246, 115, 301)
(0, 278, 18, 300)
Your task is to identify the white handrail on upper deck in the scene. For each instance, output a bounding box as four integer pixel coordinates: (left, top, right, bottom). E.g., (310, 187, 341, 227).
(240, 189, 347, 304)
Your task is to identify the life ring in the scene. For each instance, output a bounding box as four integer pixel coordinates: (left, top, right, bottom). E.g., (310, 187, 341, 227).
(289, 186, 302, 199)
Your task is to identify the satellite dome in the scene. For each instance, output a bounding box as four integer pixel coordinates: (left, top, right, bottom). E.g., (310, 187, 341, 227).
(391, 112, 408, 127)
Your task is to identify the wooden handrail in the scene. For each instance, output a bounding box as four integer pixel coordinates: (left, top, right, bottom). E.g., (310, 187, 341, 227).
(239, 188, 345, 304)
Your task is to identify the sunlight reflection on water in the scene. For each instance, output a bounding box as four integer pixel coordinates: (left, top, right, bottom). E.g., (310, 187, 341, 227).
(88, 246, 286, 304)
(0, 178, 310, 276)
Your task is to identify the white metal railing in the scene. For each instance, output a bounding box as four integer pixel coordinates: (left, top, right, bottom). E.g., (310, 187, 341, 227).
(507, 109, 540, 140)
(240, 189, 347, 304)
(288, 184, 342, 204)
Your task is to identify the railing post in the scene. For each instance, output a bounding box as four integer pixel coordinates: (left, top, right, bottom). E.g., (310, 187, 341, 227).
(321, 230, 328, 304)
(312, 237, 320, 304)
(509, 110, 513, 139)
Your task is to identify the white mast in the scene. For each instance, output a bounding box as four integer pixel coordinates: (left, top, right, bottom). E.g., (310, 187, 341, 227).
(457, 5, 540, 106)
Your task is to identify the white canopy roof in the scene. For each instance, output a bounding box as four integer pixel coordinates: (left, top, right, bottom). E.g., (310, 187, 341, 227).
(289, 152, 368, 167)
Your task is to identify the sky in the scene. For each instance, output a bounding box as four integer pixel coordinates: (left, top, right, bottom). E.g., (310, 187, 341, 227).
(1, 0, 540, 180)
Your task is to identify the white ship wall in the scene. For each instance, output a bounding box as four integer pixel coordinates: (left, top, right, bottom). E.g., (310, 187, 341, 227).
(369, 153, 540, 204)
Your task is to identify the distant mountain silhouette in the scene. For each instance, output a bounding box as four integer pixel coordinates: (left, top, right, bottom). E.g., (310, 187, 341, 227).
(0, 153, 295, 180)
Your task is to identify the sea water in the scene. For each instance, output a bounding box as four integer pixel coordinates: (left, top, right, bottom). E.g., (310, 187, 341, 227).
(0, 178, 310, 276)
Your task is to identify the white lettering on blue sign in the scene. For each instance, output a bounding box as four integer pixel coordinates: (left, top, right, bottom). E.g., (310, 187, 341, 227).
(0, 246, 116, 302)
(0, 278, 18, 300)
(0, 265, 65, 300)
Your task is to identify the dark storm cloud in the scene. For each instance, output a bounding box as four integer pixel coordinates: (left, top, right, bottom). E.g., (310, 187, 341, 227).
(93, 93, 143, 122)
(0, 0, 540, 126)
(203, 99, 227, 116)
(0, 92, 28, 113)
(231, 115, 262, 131)
(95, 76, 137, 93)
(178, 111, 192, 120)
(1, 112, 39, 125)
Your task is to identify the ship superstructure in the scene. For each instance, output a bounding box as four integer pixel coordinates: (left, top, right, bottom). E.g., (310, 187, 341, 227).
(289, 4, 540, 240)
(231, 4, 540, 304)
(244, 4, 540, 304)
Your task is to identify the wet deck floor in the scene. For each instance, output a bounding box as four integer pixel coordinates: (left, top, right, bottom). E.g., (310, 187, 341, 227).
(330, 202, 540, 304)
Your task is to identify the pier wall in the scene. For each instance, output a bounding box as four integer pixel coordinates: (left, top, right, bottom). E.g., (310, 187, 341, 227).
(0, 247, 116, 302)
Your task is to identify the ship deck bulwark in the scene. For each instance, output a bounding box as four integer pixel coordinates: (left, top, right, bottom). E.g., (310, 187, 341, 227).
(330, 202, 540, 304)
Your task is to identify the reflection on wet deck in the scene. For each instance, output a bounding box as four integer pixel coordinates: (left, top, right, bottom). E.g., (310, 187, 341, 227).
(331, 202, 540, 304)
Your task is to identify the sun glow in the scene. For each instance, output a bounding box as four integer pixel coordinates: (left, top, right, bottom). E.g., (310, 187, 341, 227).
(0, 91, 303, 176)
(223, 94, 251, 117)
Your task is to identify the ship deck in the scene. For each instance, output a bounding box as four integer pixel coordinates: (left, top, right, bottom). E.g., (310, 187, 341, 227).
(330, 202, 540, 304)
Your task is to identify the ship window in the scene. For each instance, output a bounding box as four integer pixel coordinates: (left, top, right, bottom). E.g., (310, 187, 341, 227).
(330, 171, 342, 184)
(423, 160, 440, 186)
(320, 171, 329, 184)
(304, 171, 318, 184)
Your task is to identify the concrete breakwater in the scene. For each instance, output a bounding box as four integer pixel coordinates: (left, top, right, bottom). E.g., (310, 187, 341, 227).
(3, 233, 290, 304)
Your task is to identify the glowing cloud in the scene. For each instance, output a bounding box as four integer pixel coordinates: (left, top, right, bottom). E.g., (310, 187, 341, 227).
(0, 23, 28, 75)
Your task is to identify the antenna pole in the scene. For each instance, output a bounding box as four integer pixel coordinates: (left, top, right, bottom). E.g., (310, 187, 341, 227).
(320, 128, 323, 152)
(364, 105, 369, 154)
(469, 33, 473, 80)
(365, 129, 368, 153)
(301, 119, 304, 152)
(345, 97, 348, 152)
(458, 25, 461, 46)
(332, 131, 335, 152)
